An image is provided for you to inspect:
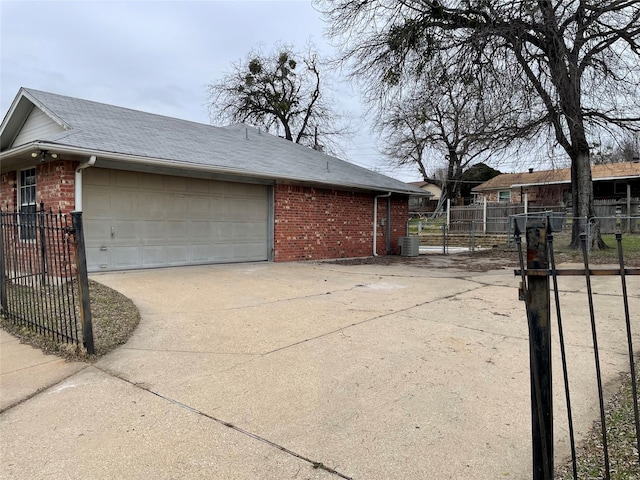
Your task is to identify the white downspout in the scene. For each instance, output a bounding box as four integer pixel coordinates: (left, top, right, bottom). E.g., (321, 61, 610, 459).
(373, 192, 392, 256)
(74, 155, 97, 211)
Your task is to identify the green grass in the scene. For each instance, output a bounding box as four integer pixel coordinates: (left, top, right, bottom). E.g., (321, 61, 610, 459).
(549, 233, 640, 264)
(407, 216, 446, 234)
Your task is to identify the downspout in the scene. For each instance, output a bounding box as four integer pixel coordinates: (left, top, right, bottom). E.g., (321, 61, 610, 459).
(74, 156, 97, 211)
(373, 192, 392, 256)
(386, 196, 391, 253)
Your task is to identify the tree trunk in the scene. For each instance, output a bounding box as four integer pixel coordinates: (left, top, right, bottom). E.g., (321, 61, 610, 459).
(569, 151, 606, 249)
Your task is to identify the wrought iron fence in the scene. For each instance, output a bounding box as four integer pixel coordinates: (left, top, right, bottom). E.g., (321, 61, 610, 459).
(514, 216, 639, 479)
(0, 205, 94, 353)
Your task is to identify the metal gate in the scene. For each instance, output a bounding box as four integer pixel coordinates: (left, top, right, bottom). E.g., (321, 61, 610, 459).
(0, 205, 94, 353)
(514, 217, 639, 479)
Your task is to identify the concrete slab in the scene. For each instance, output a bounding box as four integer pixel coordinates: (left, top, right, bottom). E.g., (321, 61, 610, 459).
(0, 367, 334, 480)
(0, 330, 86, 412)
(1, 261, 638, 479)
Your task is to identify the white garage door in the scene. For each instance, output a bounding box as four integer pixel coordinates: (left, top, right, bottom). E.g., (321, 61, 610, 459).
(83, 168, 269, 271)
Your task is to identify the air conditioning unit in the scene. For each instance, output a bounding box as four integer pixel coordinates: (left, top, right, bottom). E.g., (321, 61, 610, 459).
(399, 236, 420, 257)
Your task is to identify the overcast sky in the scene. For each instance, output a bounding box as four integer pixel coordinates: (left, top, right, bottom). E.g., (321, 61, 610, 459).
(1, 0, 422, 181)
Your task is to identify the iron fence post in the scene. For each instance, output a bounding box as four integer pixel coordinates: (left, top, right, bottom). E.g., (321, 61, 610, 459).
(71, 211, 94, 354)
(0, 213, 6, 312)
(38, 203, 47, 286)
(526, 221, 553, 479)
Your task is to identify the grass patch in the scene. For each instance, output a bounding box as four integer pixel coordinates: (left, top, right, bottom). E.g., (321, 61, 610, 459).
(556, 368, 640, 479)
(407, 216, 446, 234)
(547, 233, 640, 267)
(1, 280, 140, 362)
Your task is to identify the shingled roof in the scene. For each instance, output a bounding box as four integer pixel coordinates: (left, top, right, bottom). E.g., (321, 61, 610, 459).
(473, 162, 640, 191)
(0, 88, 424, 195)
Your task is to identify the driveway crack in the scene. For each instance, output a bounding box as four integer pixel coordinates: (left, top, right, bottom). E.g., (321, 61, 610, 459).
(93, 367, 353, 479)
(262, 284, 488, 356)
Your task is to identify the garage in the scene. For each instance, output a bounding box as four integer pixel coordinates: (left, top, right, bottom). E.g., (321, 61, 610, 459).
(82, 168, 269, 271)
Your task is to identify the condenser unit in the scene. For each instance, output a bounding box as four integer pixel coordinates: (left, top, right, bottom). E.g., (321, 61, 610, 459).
(399, 236, 420, 257)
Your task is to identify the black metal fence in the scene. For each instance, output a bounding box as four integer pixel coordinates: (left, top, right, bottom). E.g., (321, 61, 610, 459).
(0, 205, 94, 353)
(514, 217, 639, 479)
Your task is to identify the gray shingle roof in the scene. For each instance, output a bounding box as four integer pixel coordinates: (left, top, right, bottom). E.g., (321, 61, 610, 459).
(4, 88, 423, 195)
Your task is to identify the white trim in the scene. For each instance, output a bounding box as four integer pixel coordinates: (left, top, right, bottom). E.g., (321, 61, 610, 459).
(510, 180, 570, 188)
(1, 142, 423, 196)
(17, 166, 37, 241)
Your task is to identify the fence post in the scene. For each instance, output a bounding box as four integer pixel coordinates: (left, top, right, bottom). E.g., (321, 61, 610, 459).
(0, 214, 6, 312)
(483, 197, 487, 233)
(71, 211, 94, 355)
(627, 184, 632, 233)
(38, 203, 47, 286)
(446, 198, 451, 229)
(526, 220, 553, 479)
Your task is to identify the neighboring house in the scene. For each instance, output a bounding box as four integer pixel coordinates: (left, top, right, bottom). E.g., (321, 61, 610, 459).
(408, 180, 440, 213)
(472, 162, 640, 206)
(409, 180, 442, 200)
(0, 88, 425, 272)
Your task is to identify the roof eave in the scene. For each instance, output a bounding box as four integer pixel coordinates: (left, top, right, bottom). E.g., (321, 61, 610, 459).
(1, 142, 422, 195)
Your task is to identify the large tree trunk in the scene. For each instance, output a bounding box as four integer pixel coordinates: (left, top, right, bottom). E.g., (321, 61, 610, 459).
(569, 151, 606, 249)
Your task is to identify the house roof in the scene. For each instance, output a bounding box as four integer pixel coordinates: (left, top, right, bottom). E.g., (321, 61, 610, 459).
(0, 88, 425, 195)
(408, 181, 437, 197)
(473, 162, 640, 192)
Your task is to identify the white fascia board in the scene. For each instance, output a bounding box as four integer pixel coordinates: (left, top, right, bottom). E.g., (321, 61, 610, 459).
(511, 180, 571, 188)
(0, 143, 34, 158)
(2, 141, 421, 195)
(590, 175, 640, 182)
(511, 175, 639, 189)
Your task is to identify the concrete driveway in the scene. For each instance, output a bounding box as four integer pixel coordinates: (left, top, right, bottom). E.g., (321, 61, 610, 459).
(1, 260, 638, 479)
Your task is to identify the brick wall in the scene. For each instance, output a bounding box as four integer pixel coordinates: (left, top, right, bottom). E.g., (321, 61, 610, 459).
(274, 184, 408, 261)
(36, 160, 77, 213)
(0, 171, 17, 211)
(0, 161, 77, 213)
(1, 161, 79, 278)
(480, 184, 569, 205)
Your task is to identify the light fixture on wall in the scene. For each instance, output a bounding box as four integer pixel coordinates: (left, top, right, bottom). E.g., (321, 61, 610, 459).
(30, 150, 59, 162)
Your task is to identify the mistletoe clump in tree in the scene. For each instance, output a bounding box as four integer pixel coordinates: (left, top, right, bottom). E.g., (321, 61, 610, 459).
(207, 45, 346, 154)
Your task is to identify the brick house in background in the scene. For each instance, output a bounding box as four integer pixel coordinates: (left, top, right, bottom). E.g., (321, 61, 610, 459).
(1, 88, 425, 272)
(472, 162, 640, 206)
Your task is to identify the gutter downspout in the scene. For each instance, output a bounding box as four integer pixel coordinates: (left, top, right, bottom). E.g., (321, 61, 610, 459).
(74, 156, 97, 211)
(386, 196, 391, 253)
(373, 192, 392, 256)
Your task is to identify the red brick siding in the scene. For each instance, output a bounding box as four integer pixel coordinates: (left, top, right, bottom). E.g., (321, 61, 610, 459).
(274, 184, 408, 261)
(0, 161, 77, 213)
(0, 171, 17, 211)
(1, 162, 78, 278)
(480, 184, 567, 205)
(36, 161, 77, 213)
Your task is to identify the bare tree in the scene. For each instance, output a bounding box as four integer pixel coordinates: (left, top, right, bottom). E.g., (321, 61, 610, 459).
(378, 54, 532, 202)
(319, 0, 640, 248)
(207, 45, 346, 154)
(592, 133, 640, 164)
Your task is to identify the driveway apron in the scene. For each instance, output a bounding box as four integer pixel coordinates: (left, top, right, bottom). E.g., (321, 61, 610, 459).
(1, 261, 637, 479)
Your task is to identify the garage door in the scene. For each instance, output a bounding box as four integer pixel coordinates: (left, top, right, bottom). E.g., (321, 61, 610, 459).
(83, 168, 269, 271)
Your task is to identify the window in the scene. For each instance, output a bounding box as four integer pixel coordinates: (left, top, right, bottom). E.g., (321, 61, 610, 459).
(18, 168, 37, 240)
(498, 190, 511, 202)
(614, 181, 628, 196)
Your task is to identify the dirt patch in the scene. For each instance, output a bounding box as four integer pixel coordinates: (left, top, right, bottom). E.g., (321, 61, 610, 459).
(0, 280, 140, 363)
(328, 248, 519, 272)
(328, 244, 640, 271)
